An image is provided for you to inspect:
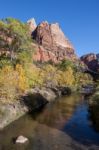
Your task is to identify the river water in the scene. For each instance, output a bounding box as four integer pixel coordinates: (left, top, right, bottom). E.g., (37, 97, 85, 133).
(0, 94, 99, 150)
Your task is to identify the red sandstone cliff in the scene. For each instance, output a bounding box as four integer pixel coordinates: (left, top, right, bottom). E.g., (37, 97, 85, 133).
(81, 53, 99, 72)
(0, 18, 78, 63)
(29, 20, 77, 63)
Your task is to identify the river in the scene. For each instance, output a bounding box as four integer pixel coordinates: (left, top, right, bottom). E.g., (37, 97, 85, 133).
(0, 93, 99, 150)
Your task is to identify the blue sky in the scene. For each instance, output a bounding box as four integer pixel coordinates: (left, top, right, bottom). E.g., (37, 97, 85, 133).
(0, 0, 99, 56)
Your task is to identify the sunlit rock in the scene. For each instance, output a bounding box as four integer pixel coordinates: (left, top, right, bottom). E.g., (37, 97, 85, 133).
(16, 135, 28, 144)
(32, 21, 77, 63)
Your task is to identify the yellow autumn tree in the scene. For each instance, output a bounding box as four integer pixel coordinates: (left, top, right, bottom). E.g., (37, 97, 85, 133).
(24, 64, 43, 87)
(0, 66, 18, 103)
(15, 64, 28, 92)
(57, 66, 75, 86)
(75, 72, 93, 86)
(40, 64, 57, 87)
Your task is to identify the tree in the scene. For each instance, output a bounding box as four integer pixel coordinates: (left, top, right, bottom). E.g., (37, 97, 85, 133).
(58, 59, 75, 71)
(56, 66, 75, 86)
(0, 18, 33, 61)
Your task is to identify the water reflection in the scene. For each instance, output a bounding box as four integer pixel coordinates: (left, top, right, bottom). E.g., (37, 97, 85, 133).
(0, 94, 99, 150)
(89, 99, 99, 132)
(63, 101, 99, 145)
(30, 94, 81, 129)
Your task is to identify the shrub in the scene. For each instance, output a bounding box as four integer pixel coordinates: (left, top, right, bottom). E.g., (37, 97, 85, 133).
(40, 64, 57, 87)
(0, 66, 18, 103)
(56, 66, 75, 86)
(75, 72, 93, 86)
(24, 64, 43, 88)
(15, 64, 28, 92)
(58, 59, 75, 71)
(17, 50, 32, 65)
(0, 57, 12, 68)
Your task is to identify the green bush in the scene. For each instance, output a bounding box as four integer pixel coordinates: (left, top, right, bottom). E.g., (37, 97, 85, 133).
(0, 17, 33, 61)
(58, 59, 75, 71)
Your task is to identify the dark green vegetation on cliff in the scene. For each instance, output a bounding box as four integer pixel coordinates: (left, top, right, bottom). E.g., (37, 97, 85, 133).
(0, 18, 93, 104)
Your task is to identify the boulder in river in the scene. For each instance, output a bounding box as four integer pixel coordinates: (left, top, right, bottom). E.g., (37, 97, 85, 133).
(15, 135, 28, 144)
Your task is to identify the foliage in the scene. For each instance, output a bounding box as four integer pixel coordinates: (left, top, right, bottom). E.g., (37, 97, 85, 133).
(40, 64, 57, 87)
(0, 57, 12, 68)
(0, 59, 93, 103)
(37, 64, 75, 87)
(0, 17, 94, 103)
(75, 72, 93, 86)
(58, 59, 75, 71)
(15, 64, 28, 92)
(24, 64, 43, 87)
(0, 66, 18, 103)
(0, 17, 33, 61)
(56, 66, 75, 86)
(0, 64, 28, 103)
(17, 50, 32, 65)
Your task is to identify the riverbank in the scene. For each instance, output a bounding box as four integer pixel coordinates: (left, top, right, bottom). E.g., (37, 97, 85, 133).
(0, 86, 71, 129)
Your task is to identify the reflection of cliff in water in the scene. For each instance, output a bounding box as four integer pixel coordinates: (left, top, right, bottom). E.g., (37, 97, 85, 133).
(30, 94, 82, 129)
(0, 94, 81, 150)
(0, 94, 99, 150)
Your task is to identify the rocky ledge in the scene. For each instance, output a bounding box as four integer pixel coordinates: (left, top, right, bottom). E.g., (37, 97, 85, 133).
(0, 86, 71, 129)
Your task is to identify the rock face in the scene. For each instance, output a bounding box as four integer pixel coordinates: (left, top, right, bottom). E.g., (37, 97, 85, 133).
(32, 44, 56, 62)
(81, 53, 99, 72)
(32, 21, 77, 62)
(0, 102, 28, 129)
(27, 18, 37, 32)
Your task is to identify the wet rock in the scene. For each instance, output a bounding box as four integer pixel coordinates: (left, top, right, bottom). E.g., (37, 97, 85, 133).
(38, 88, 57, 101)
(25, 87, 57, 104)
(23, 92, 48, 112)
(50, 87, 62, 97)
(59, 87, 72, 95)
(15, 135, 28, 144)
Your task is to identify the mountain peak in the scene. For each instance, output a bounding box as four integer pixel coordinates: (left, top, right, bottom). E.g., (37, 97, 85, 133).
(32, 20, 77, 62)
(27, 18, 37, 32)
